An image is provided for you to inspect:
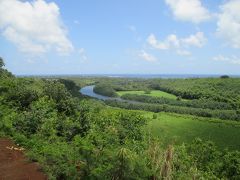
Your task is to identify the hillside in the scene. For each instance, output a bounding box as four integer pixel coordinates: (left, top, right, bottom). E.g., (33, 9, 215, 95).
(1, 59, 240, 179)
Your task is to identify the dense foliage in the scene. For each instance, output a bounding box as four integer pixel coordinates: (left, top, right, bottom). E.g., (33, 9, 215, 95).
(121, 94, 234, 110)
(106, 100, 240, 121)
(79, 77, 240, 110)
(149, 78, 240, 109)
(1, 59, 240, 179)
(78, 77, 240, 120)
(93, 83, 118, 97)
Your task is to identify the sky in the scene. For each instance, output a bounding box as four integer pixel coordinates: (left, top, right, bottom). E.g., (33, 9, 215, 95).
(0, 0, 240, 75)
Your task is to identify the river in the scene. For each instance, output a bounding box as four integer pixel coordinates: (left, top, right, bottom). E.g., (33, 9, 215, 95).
(80, 85, 121, 101)
(80, 85, 138, 104)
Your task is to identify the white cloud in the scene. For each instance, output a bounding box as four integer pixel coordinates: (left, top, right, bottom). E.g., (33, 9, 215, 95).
(165, 0, 211, 23)
(217, 0, 240, 49)
(138, 50, 157, 62)
(78, 48, 88, 62)
(213, 55, 240, 65)
(181, 32, 206, 47)
(0, 0, 74, 56)
(147, 32, 206, 56)
(147, 34, 169, 50)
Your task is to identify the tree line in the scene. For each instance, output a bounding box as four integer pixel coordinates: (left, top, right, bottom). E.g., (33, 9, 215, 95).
(106, 100, 240, 121)
(121, 94, 235, 110)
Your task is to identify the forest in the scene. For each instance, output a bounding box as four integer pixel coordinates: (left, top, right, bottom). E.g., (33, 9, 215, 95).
(1, 58, 240, 179)
(90, 78, 240, 121)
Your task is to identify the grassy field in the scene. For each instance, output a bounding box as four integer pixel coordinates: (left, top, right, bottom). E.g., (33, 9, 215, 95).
(117, 90, 177, 99)
(143, 112, 240, 150)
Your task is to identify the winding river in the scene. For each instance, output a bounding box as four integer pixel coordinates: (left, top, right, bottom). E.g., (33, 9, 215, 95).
(80, 85, 138, 104)
(80, 85, 122, 101)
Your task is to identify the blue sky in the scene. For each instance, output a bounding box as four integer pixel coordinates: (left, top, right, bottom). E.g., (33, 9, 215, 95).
(0, 0, 240, 75)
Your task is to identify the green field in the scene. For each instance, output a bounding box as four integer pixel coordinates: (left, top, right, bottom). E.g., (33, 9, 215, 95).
(144, 112, 240, 150)
(117, 90, 177, 99)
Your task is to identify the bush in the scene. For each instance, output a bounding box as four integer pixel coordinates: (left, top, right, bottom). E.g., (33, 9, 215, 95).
(152, 113, 158, 119)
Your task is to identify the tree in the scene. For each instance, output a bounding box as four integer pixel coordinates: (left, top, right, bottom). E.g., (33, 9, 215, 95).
(220, 75, 230, 79)
(0, 57, 5, 68)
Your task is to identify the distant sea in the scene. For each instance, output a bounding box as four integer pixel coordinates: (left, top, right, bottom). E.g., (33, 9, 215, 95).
(18, 74, 240, 79)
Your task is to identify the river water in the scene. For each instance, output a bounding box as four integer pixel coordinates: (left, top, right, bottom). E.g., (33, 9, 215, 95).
(80, 85, 139, 104)
(80, 85, 121, 101)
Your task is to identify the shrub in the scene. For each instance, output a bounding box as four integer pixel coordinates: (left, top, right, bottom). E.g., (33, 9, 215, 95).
(152, 113, 158, 119)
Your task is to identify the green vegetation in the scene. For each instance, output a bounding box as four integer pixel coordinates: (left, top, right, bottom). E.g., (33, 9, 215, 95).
(220, 75, 230, 79)
(117, 90, 177, 99)
(62, 76, 96, 88)
(82, 77, 240, 109)
(106, 100, 240, 121)
(1, 58, 240, 179)
(80, 78, 240, 121)
(150, 78, 240, 108)
(121, 94, 233, 110)
(145, 112, 240, 150)
(93, 83, 118, 97)
(0, 57, 4, 67)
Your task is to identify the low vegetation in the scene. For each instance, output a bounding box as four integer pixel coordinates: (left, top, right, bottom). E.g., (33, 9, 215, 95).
(145, 112, 240, 150)
(117, 90, 178, 99)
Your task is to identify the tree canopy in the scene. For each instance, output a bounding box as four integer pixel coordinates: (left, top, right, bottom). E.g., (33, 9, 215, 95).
(0, 57, 5, 68)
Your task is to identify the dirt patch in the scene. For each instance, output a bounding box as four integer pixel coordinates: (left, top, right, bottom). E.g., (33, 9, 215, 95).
(0, 138, 47, 180)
